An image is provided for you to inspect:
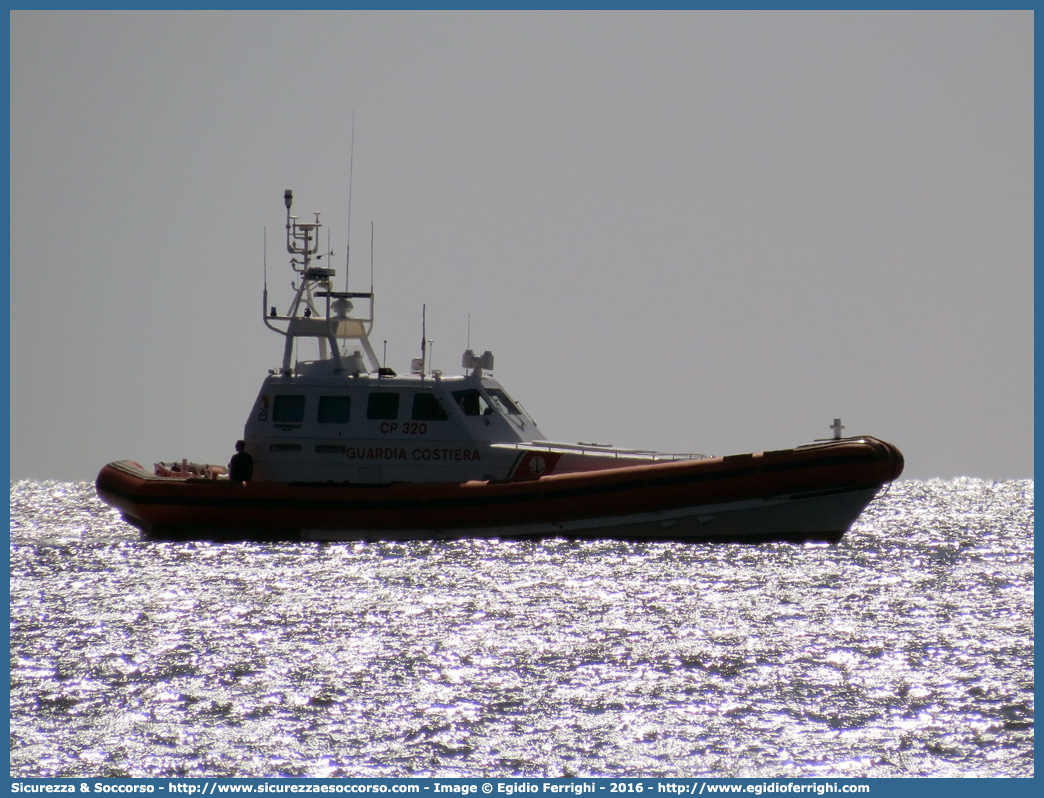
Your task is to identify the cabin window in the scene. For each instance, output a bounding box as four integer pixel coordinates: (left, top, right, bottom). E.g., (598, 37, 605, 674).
(412, 393, 449, 421)
(366, 392, 400, 420)
(273, 395, 306, 423)
(318, 395, 352, 423)
(452, 389, 494, 417)
(486, 388, 521, 415)
(270, 443, 302, 452)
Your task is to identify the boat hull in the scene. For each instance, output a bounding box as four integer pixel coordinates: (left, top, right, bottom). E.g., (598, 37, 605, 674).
(95, 436, 903, 543)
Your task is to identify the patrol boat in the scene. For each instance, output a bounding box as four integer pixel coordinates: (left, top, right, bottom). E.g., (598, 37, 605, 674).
(95, 190, 904, 542)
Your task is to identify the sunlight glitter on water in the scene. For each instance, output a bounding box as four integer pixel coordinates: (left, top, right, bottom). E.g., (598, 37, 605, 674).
(9, 478, 1034, 778)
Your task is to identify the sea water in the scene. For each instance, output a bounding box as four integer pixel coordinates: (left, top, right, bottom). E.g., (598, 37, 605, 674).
(8, 478, 1033, 778)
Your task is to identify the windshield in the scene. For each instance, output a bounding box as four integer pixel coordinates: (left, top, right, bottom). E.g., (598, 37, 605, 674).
(452, 389, 494, 417)
(485, 388, 521, 415)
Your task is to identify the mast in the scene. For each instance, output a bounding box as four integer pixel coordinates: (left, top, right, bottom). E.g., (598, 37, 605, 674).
(262, 189, 380, 376)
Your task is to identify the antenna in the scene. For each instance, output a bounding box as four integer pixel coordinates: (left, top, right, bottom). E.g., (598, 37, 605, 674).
(421, 304, 427, 371)
(411, 305, 427, 376)
(345, 110, 355, 291)
(467, 313, 471, 351)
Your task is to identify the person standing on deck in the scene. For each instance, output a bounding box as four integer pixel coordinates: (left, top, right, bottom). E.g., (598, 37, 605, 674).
(228, 440, 254, 483)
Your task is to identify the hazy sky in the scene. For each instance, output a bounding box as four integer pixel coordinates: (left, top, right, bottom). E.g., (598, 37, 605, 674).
(9, 10, 1033, 482)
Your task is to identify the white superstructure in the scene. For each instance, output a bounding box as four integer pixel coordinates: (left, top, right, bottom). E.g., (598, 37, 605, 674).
(245, 192, 536, 483)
